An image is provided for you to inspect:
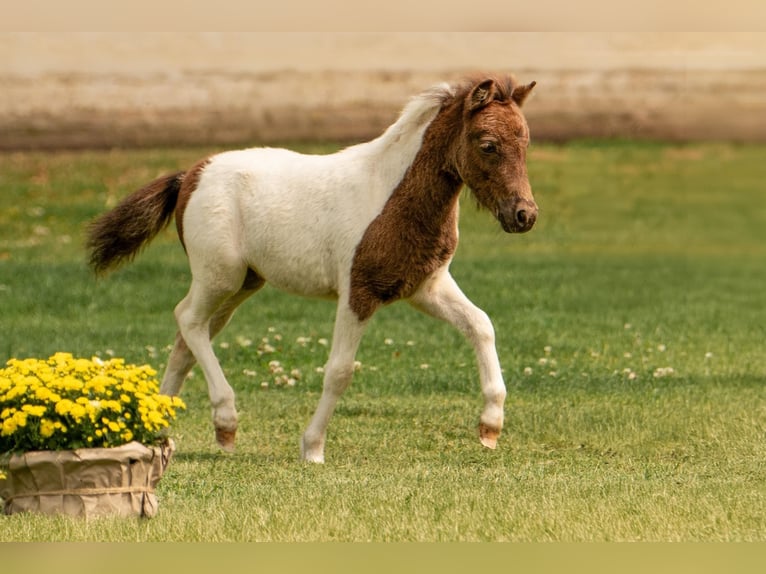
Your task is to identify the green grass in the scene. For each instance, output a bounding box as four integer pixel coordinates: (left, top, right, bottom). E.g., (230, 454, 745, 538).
(1, 140, 765, 541)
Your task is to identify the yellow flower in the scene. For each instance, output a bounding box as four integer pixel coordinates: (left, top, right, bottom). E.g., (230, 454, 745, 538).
(105, 400, 122, 413)
(40, 419, 56, 438)
(73, 358, 92, 373)
(70, 403, 87, 421)
(21, 404, 46, 417)
(2, 417, 17, 436)
(55, 399, 75, 416)
(34, 386, 59, 402)
(5, 383, 28, 401)
(12, 411, 27, 429)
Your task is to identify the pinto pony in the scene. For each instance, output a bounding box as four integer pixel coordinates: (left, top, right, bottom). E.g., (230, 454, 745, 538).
(87, 75, 538, 462)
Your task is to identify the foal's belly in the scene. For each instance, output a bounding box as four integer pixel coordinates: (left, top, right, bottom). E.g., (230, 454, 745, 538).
(243, 225, 346, 299)
(253, 254, 340, 299)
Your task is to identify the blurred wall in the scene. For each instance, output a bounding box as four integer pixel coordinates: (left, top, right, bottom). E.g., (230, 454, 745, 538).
(2, 33, 765, 149)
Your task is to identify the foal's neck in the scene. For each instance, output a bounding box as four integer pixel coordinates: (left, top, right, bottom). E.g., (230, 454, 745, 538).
(395, 99, 464, 225)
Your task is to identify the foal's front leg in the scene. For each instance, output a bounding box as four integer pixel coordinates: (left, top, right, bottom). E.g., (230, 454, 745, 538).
(301, 302, 369, 463)
(409, 268, 507, 448)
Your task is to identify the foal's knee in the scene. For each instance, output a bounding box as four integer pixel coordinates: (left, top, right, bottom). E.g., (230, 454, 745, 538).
(470, 309, 496, 347)
(322, 360, 356, 395)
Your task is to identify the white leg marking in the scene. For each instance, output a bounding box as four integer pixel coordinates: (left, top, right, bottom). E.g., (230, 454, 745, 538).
(301, 302, 368, 463)
(409, 269, 507, 449)
(174, 278, 248, 452)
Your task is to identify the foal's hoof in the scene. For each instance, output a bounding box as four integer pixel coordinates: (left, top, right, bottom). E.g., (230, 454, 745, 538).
(215, 427, 237, 452)
(299, 436, 325, 464)
(478, 423, 500, 449)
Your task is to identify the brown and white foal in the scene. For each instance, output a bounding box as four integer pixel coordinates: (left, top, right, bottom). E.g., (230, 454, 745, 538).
(88, 75, 538, 462)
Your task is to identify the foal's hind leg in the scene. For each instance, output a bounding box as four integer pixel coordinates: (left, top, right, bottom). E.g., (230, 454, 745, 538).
(173, 268, 254, 452)
(160, 283, 262, 397)
(301, 301, 369, 463)
(409, 268, 507, 449)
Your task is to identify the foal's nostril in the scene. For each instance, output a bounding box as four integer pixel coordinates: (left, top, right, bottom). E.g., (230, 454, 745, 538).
(516, 209, 528, 226)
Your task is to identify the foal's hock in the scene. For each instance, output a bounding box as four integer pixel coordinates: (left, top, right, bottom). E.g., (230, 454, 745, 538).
(87, 75, 538, 462)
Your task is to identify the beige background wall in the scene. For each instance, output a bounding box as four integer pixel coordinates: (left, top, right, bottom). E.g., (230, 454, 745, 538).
(2, 33, 765, 149)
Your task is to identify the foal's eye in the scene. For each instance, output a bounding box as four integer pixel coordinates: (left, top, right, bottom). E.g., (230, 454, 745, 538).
(479, 141, 498, 155)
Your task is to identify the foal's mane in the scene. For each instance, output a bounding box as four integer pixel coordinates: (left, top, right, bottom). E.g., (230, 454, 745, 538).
(374, 75, 520, 147)
(370, 82, 455, 149)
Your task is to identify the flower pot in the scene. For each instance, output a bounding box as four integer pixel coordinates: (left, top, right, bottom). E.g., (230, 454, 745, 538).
(0, 439, 174, 518)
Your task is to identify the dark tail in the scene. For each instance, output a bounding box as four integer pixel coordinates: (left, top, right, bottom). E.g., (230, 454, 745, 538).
(86, 171, 185, 275)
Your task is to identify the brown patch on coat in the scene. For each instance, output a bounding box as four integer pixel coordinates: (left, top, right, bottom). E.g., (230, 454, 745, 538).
(175, 157, 211, 250)
(87, 171, 185, 274)
(348, 91, 466, 322)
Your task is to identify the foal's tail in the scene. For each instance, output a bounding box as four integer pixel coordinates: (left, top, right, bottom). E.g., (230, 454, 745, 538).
(86, 171, 185, 275)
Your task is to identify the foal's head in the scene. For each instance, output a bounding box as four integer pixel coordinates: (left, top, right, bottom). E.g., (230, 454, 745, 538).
(453, 76, 538, 233)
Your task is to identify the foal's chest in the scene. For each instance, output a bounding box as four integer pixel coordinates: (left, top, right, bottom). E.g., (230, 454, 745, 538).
(348, 201, 459, 321)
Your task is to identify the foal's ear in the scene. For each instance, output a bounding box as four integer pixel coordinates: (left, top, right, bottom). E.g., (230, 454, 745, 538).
(469, 79, 500, 112)
(511, 81, 537, 107)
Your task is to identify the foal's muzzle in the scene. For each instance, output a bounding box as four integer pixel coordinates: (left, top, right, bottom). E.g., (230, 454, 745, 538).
(499, 200, 538, 233)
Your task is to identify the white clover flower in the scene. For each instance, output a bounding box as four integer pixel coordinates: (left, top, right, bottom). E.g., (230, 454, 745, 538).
(653, 366, 675, 378)
(268, 360, 284, 374)
(259, 343, 276, 354)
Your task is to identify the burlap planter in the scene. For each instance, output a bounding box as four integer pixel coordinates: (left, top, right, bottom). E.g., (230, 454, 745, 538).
(0, 439, 174, 518)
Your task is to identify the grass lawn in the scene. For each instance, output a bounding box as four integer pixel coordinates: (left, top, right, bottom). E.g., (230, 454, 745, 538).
(1, 140, 765, 541)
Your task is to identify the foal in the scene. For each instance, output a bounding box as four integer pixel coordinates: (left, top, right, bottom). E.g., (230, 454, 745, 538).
(87, 75, 538, 462)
